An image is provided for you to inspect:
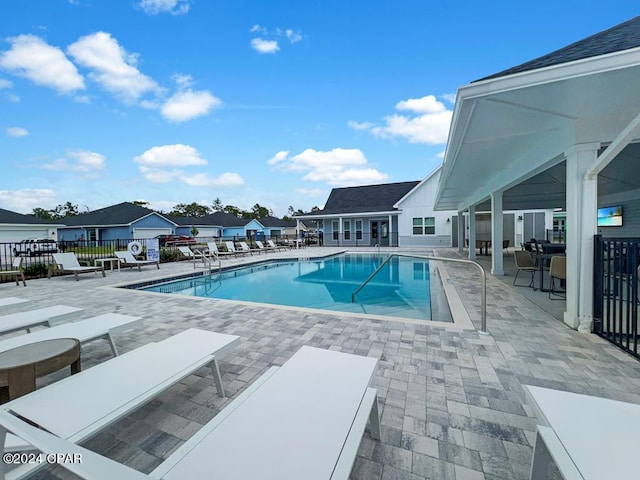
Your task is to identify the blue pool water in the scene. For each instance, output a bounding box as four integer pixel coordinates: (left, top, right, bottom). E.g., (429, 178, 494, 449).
(139, 253, 436, 320)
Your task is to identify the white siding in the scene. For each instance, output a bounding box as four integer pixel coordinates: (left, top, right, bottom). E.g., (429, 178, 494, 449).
(396, 169, 457, 247)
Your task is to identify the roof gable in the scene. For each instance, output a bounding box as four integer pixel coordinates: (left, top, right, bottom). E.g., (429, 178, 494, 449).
(313, 181, 420, 215)
(478, 16, 640, 81)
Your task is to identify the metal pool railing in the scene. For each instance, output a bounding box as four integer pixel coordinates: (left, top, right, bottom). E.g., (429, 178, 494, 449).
(351, 253, 488, 334)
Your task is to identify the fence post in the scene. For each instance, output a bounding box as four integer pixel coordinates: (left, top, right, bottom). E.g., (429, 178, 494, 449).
(592, 235, 603, 334)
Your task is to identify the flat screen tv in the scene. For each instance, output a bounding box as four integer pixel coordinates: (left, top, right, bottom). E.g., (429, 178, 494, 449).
(597, 205, 623, 227)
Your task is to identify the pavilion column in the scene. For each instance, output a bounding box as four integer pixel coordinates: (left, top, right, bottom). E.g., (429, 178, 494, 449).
(468, 205, 477, 260)
(457, 211, 465, 253)
(338, 216, 343, 246)
(388, 214, 393, 246)
(564, 143, 600, 332)
(296, 219, 300, 250)
(491, 190, 504, 275)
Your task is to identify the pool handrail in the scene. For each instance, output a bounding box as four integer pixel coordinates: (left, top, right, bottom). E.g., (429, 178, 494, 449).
(351, 253, 488, 335)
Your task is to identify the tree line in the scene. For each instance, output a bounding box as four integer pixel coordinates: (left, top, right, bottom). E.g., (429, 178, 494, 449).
(31, 198, 319, 221)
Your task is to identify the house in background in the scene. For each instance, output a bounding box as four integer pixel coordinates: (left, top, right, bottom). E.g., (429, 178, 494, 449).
(0, 208, 62, 242)
(57, 202, 177, 242)
(164, 214, 222, 238)
(297, 179, 423, 247)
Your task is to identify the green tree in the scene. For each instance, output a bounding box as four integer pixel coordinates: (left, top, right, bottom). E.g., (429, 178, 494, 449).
(248, 203, 272, 219)
(31, 207, 54, 220)
(212, 197, 223, 212)
(132, 200, 151, 208)
(222, 205, 245, 217)
(170, 202, 211, 217)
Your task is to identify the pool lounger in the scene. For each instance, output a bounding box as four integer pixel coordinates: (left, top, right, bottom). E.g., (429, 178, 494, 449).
(0, 305, 84, 336)
(1, 328, 240, 479)
(1, 345, 380, 480)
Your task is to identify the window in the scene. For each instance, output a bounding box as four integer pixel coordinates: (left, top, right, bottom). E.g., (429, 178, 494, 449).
(332, 221, 339, 240)
(412, 218, 423, 235)
(355, 220, 363, 240)
(413, 217, 435, 235)
(343, 220, 351, 240)
(424, 217, 435, 235)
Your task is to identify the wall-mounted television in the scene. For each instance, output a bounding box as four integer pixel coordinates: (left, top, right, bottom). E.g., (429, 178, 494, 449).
(597, 205, 623, 227)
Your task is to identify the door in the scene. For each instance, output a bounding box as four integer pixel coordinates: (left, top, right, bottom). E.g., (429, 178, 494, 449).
(370, 221, 379, 246)
(380, 220, 389, 246)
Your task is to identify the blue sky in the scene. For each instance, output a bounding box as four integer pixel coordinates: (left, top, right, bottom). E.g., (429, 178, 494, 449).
(1, 1, 637, 217)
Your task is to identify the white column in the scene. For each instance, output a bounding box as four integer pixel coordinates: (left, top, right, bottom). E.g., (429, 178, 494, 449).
(564, 143, 600, 331)
(457, 212, 465, 253)
(491, 190, 504, 275)
(388, 214, 393, 246)
(296, 219, 300, 250)
(338, 216, 343, 246)
(468, 205, 477, 260)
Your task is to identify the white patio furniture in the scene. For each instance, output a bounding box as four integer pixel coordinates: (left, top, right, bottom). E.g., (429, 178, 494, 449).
(224, 241, 247, 257)
(0, 345, 380, 480)
(267, 239, 288, 251)
(0, 298, 29, 313)
(0, 305, 83, 336)
(0, 313, 142, 358)
(49, 253, 105, 281)
(114, 251, 160, 271)
(238, 241, 255, 255)
(206, 242, 235, 258)
(524, 384, 638, 480)
(3, 258, 26, 286)
(0, 328, 240, 478)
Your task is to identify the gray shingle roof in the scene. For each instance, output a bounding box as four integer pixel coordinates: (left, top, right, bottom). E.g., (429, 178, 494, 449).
(306, 181, 420, 215)
(200, 212, 248, 227)
(60, 202, 171, 227)
(477, 16, 640, 82)
(0, 208, 59, 225)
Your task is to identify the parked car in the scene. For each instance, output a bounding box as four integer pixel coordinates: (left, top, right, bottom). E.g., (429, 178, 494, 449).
(154, 234, 197, 247)
(13, 238, 58, 256)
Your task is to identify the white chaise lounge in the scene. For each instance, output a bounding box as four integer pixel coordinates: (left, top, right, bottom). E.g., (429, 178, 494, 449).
(0, 345, 380, 480)
(0, 328, 240, 479)
(206, 242, 234, 259)
(0, 305, 83, 336)
(115, 251, 160, 271)
(49, 253, 105, 281)
(0, 313, 142, 358)
(0, 298, 29, 313)
(267, 239, 288, 251)
(224, 241, 246, 257)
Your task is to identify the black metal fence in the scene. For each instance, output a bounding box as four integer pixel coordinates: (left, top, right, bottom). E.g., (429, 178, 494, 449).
(0, 235, 307, 283)
(593, 235, 640, 358)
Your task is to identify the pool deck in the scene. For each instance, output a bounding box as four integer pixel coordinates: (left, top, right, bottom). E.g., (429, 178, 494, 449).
(3, 246, 640, 479)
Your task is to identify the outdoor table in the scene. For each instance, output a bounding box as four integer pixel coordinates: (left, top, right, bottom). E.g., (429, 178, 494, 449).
(95, 257, 121, 272)
(0, 338, 81, 403)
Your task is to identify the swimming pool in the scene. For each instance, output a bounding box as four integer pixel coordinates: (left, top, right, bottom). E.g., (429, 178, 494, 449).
(138, 253, 449, 321)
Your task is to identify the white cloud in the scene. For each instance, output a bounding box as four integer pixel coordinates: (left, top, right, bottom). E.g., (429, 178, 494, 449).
(268, 148, 388, 186)
(161, 89, 222, 122)
(42, 149, 106, 178)
(250, 24, 267, 34)
(0, 188, 57, 213)
(251, 38, 279, 54)
(7, 127, 28, 137)
(349, 94, 452, 145)
(180, 172, 244, 187)
(285, 29, 302, 43)
(138, 0, 190, 15)
(134, 144, 207, 167)
(0, 34, 85, 94)
(442, 93, 456, 104)
(0, 78, 12, 88)
(67, 32, 160, 104)
(134, 144, 243, 187)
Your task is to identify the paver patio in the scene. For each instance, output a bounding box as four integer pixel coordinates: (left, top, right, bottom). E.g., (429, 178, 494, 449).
(2, 246, 639, 479)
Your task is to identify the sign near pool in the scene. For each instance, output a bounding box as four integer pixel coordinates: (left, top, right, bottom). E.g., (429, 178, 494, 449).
(146, 239, 160, 262)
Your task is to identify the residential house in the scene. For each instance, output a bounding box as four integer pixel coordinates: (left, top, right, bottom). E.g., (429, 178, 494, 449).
(0, 208, 62, 243)
(57, 202, 177, 242)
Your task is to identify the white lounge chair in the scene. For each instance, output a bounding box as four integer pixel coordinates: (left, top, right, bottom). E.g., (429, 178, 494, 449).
(238, 241, 256, 255)
(207, 242, 234, 259)
(254, 240, 273, 253)
(0, 346, 380, 480)
(115, 251, 159, 271)
(49, 253, 105, 281)
(0, 305, 83, 336)
(0, 297, 29, 312)
(225, 241, 246, 257)
(0, 313, 142, 358)
(178, 246, 211, 269)
(267, 239, 288, 251)
(0, 328, 240, 478)
(3, 257, 26, 286)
